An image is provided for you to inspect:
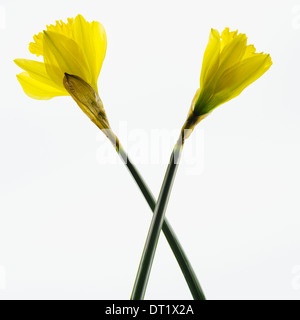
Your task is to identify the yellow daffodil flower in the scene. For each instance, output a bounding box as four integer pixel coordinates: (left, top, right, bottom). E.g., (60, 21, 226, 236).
(14, 14, 107, 100)
(183, 28, 272, 136)
(14, 14, 110, 130)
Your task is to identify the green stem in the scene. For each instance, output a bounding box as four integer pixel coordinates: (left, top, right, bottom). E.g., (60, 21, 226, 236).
(104, 129, 205, 300)
(130, 138, 202, 300)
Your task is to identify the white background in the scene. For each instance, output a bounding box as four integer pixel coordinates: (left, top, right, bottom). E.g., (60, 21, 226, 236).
(0, 0, 299, 300)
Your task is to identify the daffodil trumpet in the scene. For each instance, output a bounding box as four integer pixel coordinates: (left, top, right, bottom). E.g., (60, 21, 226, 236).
(14, 15, 205, 300)
(131, 28, 272, 300)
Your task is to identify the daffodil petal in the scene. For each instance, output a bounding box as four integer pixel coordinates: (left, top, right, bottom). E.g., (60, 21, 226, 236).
(72, 15, 93, 70)
(200, 29, 220, 90)
(47, 19, 74, 38)
(215, 54, 272, 93)
(29, 19, 74, 57)
(210, 54, 272, 109)
(72, 15, 107, 90)
(243, 44, 256, 60)
(219, 33, 248, 73)
(220, 28, 238, 50)
(91, 21, 107, 84)
(43, 30, 91, 87)
(29, 32, 44, 57)
(14, 59, 66, 92)
(16, 72, 68, 100)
